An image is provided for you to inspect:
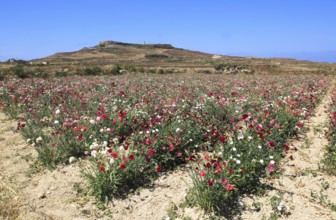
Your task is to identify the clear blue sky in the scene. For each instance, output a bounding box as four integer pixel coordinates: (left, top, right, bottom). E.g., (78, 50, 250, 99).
(1, 0, 335, 62)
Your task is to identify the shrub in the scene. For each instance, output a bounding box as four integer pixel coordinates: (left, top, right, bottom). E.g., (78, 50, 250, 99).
(124, 64, 136, 72)
(83, 66, 102, 76)
(55, 71, 69, 77)
(10, 66, 30, 78)
(109, 64, 122, 75)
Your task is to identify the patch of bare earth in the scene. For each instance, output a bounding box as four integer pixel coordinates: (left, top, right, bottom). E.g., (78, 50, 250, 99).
(240, 90, 336, 220)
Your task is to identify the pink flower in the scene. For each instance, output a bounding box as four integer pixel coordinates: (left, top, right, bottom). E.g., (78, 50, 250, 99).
(208, 179, 214, 186)
(200, 170, 206, 177)
(268, 163, 275, 172)
(226, 184, 233, 191)
(222, 179, 228, 185)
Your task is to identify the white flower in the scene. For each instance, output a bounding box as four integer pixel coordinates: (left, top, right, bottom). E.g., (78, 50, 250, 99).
(269, 156, 274, 159)
(270, 160, 275, 164)
(96, 116, 101, 121)
(248, 136, 252, 140)
(112, 137, 118, 144)
(100, 128, 104, 133)
(26, 138, 31, 143)
(232, 147, 237, 152)
(69, 156, 76, 164)
(109, 158, 114, 165)
(103, 141, 108, 147)
(259, 159, 264, 164)
(176, 128, 181, 133)
(91, 150, 97, 157)
(90, 119, 95, 124)
(258, 145, 262, 149)
(54, 120, 59, 124)
(236, 160, 241, 164)
(237, 133, 244, 140)
(55, 109, 60, 114)
(277, 204, 283, 211)
(36, 136, 43, 143)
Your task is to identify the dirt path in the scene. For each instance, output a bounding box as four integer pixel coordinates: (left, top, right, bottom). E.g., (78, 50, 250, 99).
(1, 88, 336, 220)
(241, 89, 336, 220)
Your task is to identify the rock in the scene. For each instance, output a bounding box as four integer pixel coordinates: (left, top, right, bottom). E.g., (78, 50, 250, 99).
(37, 191, 46, 199)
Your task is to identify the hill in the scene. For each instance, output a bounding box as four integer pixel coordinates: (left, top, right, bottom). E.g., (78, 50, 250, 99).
(1, 40, 335, 76)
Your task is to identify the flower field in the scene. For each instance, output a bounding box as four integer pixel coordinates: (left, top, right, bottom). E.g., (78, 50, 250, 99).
(0, 74, 332, 214)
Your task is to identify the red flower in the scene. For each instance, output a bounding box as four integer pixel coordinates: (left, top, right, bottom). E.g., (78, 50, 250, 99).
(111, 152, 118, 158)
(129, 154, 135, 160)
(284, 145, 290, 151)
(156, 166, 162, 172)
(99, 166, 105, 172)
(81, 126, 87, 132)
(216, 167, 222, 174)
(74, 126, 79, 132)
(122, 157, 127, 162)
(208, 179, 214, 186)
(120, 163, 126, 169)
(219, 135, 227, 143)
(145, 138, 151, 145)
(296, 121, 304, 127)
(177, 152, 182, 157)
(226, 184, 233, 191)
(268, 141, 275, 147)
(222, 179, 228, 185)
(228, 168, 233, 174)
(77, 134, 83, 140)
(102, 113, 107, 119)
(148, 148, 155, 157)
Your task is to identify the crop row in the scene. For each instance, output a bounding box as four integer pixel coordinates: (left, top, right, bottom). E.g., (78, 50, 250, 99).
(0, 74, 330, 212)
(324, 84, 336, 175)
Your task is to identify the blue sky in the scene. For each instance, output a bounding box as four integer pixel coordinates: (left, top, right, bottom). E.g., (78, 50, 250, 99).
(0, 0, 335, 62)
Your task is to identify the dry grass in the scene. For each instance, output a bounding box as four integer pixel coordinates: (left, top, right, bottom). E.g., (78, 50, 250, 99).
(0, 181, 20, 220)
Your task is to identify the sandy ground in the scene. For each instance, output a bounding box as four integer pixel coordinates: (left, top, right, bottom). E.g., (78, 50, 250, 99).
(0, 90, 336, 220)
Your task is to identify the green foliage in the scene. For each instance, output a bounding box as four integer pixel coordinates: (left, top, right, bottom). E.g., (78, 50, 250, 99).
(124, 64, 136, 72)
(55, 71, 69, 77)
(0, 71, 5, 81)
(211, 61, 254, 74)
(145, 54, 169, 59)
(83, 66, 102, 76)
(10, 66, 30, 78)
(109, 64, 122, 75)
(137, 67, 145, 73)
